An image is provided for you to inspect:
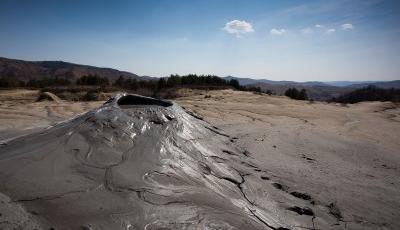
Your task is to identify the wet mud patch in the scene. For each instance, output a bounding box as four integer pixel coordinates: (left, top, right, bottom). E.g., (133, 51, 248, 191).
(287, 206, 314, 216)
(205, 126, 230, 138)
(301, 154, 316, 162)
(185, 110, 204, 120)
(229, 137, 238, 143)
(222, 149, 238, 156)
(241, 161, 258, 169)
(272, 182, 289, 192)
(198, 162, 212, 175)
(242, 150, 251, 157)
(327, 202, 343, 221)
(290, 191, 312, 201)
(209, 156, 227, 163)
(165, 114, 174, 121)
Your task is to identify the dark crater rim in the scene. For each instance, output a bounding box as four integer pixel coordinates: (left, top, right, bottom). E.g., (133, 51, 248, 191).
(117, 94, 173, 107)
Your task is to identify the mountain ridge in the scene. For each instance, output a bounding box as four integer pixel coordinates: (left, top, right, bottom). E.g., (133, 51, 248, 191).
(224, 76, 400, 100)
(223, 76, 396, 87)
(0, 57, 154, 82)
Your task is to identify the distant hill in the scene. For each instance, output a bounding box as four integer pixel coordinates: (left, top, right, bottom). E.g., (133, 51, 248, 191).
(224, 76, 400, 101)
(224, 76, 330, 87)
(224, 76, 349, 100)
(323, 81, 377, 87)
(223, 76, 389, 88)
(224, 76, 276, 85)
(331, 86, 400, 103)
(0, 57, 152, 83)
(347, 80, 400, 89)
(247, 82, 352, 101)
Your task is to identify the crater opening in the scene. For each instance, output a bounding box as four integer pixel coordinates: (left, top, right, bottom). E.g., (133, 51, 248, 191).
(117, 95, 173, 107)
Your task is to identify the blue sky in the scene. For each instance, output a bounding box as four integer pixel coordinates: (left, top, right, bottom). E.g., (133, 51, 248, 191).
(0, 0, 399, 81)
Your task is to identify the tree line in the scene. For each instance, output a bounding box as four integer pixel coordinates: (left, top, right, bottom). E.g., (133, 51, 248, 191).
(0, 73, 292, 98)
(330, 85, 400, 103)
(0, 74, 261, 92)
(114, 74, 246, 91)
(0, 77, 72, 88)
(284, 88, 308, 100)
(0, 75, 110, 88)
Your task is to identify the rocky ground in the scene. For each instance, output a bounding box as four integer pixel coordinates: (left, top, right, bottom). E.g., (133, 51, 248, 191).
(0, 89, 399, 229)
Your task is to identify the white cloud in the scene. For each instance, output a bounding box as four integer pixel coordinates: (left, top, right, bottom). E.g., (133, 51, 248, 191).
(315, 24, 324, 28)
(341, 23, 354, 30)
(301, 27, 313, 34)
(325, 28, 336, 34)
(223, 20, 254, 37)
(270, 28, 287, 36)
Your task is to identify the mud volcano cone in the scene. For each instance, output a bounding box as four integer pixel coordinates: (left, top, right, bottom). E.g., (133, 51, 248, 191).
(0, 94, 290, 229)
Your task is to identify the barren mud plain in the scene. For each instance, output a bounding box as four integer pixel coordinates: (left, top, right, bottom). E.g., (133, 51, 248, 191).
(0, 89, 399, 230)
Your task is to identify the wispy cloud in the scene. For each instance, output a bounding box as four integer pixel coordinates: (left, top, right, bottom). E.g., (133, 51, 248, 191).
(325, 28, 336, 34)
(315, 24, 324, 28)
(270, 28, 287, 36)
(301, 27, 313, 34)
(223, 20, 254, 37)
(341, 23, 354, 30)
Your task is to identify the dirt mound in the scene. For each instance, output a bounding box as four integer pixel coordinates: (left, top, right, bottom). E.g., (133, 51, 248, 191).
(83, 90, 110, 101)
(36, 91, 61, 102)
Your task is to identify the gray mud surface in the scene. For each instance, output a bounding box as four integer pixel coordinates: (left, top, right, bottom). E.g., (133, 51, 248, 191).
(0, 94, 302, 229)
(1, 93, 399, 230)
